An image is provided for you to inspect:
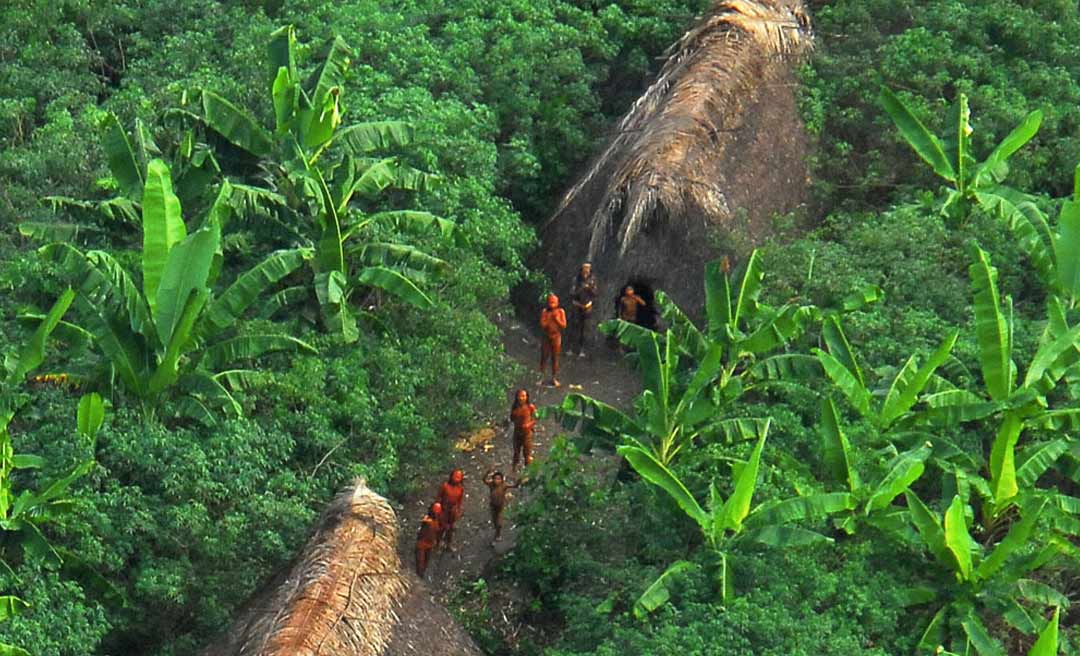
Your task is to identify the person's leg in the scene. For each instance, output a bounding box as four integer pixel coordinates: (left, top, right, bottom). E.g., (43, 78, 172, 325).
(523, 429, 534, 466)
(513, 433, 522, 472)
(551, 336, 561, 386)
(578, 311, 590, 356)
(416, 543, 429, 577)
(491, 505, 503, 542)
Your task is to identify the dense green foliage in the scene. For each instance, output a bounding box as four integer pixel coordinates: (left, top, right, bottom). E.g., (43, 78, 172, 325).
(801, 0, 1080, 212)
(5, 0, 1080, 655)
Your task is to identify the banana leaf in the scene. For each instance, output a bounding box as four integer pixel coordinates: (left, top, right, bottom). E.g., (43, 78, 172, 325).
(202, 248, 311, 336)
(6, 288, 75, 382)
(970, 245, 1014, 401)
(336, 121, 415, 153)
(632, 560, 696, 619)
(356, 266, 433, 309)
(880, 87, 956, 182)
(142, 159, 187, 314)
(201, 334, 316, 370)
(880, 330, 959, 428)
(865, 445, 930, 514)
(819, 397, 860, 493)
(618, 444, 708, 530)
(199, 90, 273, 157)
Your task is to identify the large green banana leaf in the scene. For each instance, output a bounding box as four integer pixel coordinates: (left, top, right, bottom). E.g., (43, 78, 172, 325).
(336, 121, 415, 153)
(865, 445, 930, 513)
(102, 113, 143, 200)
(6, 288, 75, 382)
(880, 331, 959, 428)
(200, 90, 273, 157)
(356, 266, 433, 309)
(719, 426, 768, 532)
(142, 159, 187, 313)
(153, 221, 220, 348)
(617, 444, 708, 530)
(201, 334, 316, 371)
(943, 496, 974, 581)
(880, 87, 956, 182)
(969, 245, 1014, 401)
(202, 248, 311, 337)
(819, 397, 860, 493)
(632, 560, 696, 619)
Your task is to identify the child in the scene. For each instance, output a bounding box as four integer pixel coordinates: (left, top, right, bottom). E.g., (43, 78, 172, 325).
(415, 502, 442, 578)
(483, 469, 519, 544)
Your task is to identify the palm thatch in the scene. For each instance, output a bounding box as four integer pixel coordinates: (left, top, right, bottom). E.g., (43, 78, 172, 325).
(201, 480, 408, 656)
(540, 0, 813, 317)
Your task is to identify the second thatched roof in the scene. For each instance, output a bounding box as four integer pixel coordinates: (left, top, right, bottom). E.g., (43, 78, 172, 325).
(201, 481, 407, 656)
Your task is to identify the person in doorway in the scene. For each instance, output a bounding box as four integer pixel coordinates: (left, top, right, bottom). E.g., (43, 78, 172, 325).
(619, 285, 647, 324)
(510, 388, 538, 472)
(436, 469, 465, 551)
(570, 263, 598, 357)
(415, 502, 443, 578)
(483, 469, 519, 544)
(539, 294, 567, 387)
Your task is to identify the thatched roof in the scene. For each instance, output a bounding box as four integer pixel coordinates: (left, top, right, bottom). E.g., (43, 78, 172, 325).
(201, 481, 408, 656)
(539, 0, 813, 318)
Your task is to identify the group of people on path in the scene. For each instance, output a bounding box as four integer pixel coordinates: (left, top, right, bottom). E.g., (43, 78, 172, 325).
(414, 262, 651, 578)
(414, 391, 538, 578)
(537, 262, 648, 387)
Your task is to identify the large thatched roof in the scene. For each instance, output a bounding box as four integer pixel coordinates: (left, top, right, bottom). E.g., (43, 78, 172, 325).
(201, 481, 479, 656)
(540, 0, 813, 318)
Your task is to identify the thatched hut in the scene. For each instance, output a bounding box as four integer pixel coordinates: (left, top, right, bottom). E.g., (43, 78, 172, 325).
(540, 0, 814, 318)
(201, 481, 479, 656)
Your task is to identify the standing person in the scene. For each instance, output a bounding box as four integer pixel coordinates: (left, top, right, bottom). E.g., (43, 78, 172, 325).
(570, 263, 598, 358)
(510, 389, 538, 473)
(436, 469, 465, 551)
(483, 469, 519, 544)
(619, 285, 647, 324)
(415, 502, 443, 578)
(539, 294, 567, 387)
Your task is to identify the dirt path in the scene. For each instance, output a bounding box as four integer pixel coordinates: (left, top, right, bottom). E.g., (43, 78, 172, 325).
(386, 314, 639, 652)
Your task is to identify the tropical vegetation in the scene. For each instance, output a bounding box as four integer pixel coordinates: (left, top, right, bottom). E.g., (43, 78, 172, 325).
(2, 1, 1080, 655)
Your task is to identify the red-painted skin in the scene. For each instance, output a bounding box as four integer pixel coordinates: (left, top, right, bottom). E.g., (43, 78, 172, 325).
(510, 389, 538, 472)
(415, 502, 443, 578)
(436, 469, 465, 548)
(539, 294, 567, 385)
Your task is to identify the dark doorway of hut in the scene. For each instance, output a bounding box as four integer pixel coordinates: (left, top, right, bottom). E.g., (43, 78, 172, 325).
(614, 279, 659, 331)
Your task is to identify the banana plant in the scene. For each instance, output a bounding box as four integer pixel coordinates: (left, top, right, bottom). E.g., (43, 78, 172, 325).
(551, 327, 770, 465)
(881, 87, 1043, 226)
(174, 25, 453, 341)
(619, 422, 854, 614)
(903, 492, 1069, 655)
(921, 244, 1080, 521)
(813, 316, 958, 437)
(816, 397, 932, 537)
(41, 159, 314, 422)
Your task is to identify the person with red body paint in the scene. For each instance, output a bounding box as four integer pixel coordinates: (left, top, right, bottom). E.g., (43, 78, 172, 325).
(509, 388, 538, 472)
(539, 294, 567, 387)
(415, 502, 442, 578)
(436, 469, 465, 551)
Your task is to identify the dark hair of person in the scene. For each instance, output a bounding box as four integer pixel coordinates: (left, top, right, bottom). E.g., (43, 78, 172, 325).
(511, 388, 530, 409)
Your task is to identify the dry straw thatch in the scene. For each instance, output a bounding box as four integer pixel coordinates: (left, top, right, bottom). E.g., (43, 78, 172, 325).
(202, 480, 408, 656)
(540, 0, 813, 317)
